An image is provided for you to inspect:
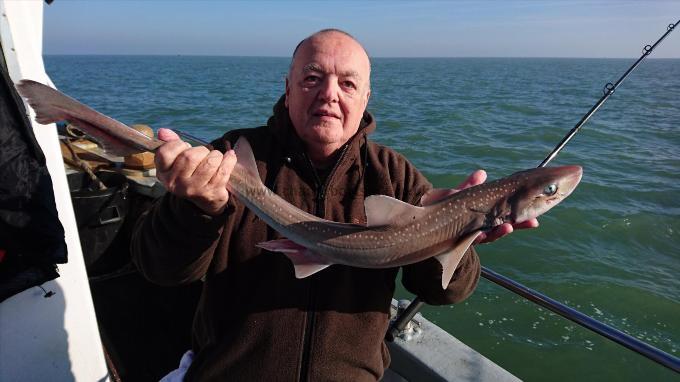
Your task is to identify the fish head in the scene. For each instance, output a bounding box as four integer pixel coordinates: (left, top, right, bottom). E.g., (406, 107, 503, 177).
(508, 165, 582, 223)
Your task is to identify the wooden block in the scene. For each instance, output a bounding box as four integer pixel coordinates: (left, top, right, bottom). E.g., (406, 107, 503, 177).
(124, 124, 156, 170)
(124, 151, 156, 169)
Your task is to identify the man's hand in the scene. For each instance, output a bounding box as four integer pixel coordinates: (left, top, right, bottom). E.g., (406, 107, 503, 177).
(155, 128, 237, 216)
(420, 169, 539, 244)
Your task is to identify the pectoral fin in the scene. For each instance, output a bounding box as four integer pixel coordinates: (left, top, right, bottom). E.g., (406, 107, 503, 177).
(435, 231, 482, 289)
(257, 239, 331, 278)
(364, 195, 428, 227)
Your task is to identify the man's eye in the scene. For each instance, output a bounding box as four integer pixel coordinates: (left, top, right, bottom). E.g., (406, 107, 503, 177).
(342, 81, 356, 89)
(304, 75, 320, 83)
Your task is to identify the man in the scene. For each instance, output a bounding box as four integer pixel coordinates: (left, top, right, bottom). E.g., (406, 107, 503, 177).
(132, 29, 537, 381)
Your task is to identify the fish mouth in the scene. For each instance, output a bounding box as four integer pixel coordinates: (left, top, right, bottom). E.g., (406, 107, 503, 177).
(545, 195, 561, 205)
(494, 216, 509, 227)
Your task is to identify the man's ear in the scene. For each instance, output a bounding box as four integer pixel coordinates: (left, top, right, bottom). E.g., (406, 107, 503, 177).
(285, 78, 290, 108)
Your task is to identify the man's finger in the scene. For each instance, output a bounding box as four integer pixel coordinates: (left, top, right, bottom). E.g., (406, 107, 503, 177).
(174, 146, 211, 180)
(191, 150, 224, 186)
(421, 169, 488, 206)
(158, 127, 181, 142)
(475, 223, 513, 244)
(474, 218, 540, 245)
(155, 139, 191, 173)
(455, 169, 487, 191)
(421, 188, 455, 206)
(208, 150, 237, 188)
(513, 218, 539, 230)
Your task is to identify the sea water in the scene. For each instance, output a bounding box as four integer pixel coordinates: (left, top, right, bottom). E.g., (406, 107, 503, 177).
(45, 55, 679, 381)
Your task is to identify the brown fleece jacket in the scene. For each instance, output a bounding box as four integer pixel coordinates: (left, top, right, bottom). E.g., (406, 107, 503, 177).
(131, 97, 481, 381)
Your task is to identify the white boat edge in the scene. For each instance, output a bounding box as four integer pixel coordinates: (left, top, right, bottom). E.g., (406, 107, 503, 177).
(0, 1, 109, 381)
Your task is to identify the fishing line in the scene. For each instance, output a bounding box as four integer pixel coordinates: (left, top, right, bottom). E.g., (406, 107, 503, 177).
(390, 19, 680, 374)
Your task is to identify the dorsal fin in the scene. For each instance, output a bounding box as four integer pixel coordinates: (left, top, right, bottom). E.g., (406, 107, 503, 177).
(364, 195, 428, 227)
(233, 136, 262, 184)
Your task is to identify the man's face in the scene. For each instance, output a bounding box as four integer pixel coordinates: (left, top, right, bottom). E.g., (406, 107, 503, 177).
(285, 32, 371, 158)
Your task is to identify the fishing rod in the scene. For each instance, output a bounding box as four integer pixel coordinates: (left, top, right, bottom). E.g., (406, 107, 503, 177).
(388, 20, 680, 373)
(539, 19, 679, 167)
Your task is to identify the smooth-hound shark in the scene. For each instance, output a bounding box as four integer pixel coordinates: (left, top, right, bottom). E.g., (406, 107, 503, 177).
(16, 79, 582, 288)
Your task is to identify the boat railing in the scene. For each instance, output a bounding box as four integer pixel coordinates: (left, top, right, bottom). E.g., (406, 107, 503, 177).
(387, 266, 680, 373)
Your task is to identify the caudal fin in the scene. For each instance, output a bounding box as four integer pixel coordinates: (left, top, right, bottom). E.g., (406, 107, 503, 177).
(15, 79, 161, 156)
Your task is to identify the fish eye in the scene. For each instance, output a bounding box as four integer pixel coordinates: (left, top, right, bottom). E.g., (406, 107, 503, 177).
(543, 184, 558, 196)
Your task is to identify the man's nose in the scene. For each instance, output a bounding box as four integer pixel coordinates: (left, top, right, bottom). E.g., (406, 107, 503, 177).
(318, 77, 339, 103)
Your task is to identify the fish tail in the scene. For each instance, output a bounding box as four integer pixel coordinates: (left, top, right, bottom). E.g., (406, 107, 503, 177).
(15, 79, 160, 156)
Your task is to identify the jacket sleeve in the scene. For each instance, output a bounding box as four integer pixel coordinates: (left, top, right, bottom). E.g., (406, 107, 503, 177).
(397, 157, 482, 305)
(131, 192, 232, 286)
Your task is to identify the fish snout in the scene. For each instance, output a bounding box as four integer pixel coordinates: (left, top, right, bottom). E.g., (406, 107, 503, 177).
(559, 165, 583, 196)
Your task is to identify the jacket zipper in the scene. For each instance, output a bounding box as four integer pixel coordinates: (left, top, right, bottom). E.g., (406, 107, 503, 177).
(298, 146, 349, 381)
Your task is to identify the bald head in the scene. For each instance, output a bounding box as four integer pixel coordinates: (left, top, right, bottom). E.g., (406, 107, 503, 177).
(289, 29, 371, 83)
(284, 29, 372, 165)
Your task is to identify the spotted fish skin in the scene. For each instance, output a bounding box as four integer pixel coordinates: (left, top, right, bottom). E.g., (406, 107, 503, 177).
(15, 79, 582, 286)
(235, 137, 582, 284)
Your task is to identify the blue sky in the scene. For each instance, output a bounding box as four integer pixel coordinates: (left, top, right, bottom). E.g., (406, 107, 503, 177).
(44, 1, 680, 58)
